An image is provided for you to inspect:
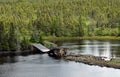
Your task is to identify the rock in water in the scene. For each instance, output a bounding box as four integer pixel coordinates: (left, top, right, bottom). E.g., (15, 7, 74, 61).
(48, 47, 67, 58)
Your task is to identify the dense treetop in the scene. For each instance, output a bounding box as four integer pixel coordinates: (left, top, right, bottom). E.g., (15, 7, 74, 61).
(0, 0, 120, 50)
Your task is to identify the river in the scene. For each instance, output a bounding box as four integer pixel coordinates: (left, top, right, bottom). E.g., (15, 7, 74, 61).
(0, 40, 120, 77)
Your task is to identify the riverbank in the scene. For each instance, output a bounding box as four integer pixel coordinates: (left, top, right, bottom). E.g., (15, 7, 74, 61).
(64, 54, 120, 69)
(0, 50, 42, 57)
(44, 36, 120, 41)
(0, 41, 57, 57)
(0, 37, 120, 69)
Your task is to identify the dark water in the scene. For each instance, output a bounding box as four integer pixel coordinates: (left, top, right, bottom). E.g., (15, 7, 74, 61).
(0, 40, 120, 77)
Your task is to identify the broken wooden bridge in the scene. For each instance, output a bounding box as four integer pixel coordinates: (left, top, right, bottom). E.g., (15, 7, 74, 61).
(31, 43, 67, 58)
(31, 44, 50, 53)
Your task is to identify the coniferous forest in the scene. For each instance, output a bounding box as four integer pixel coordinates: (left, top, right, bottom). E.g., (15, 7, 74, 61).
(0, 0, 120, 51)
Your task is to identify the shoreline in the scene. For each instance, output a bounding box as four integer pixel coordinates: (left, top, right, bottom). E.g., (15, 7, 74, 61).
(0, 37, 120, 69)
(64, 54, 120, 69)
(44, 36, 120, 41)
(0, 50, 43, 57)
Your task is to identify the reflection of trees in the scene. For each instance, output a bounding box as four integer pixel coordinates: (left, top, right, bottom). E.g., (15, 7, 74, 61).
(77, 41, 84, 54)
(56, 40, 120, 58)
(113, 46, 120, 57)
(0, 56, 18, 64)
(98, 48, 104, 56)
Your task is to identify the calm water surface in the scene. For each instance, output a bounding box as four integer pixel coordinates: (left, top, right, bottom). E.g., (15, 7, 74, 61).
(0, 40, 120, 77)
(57, 40, 120, 59)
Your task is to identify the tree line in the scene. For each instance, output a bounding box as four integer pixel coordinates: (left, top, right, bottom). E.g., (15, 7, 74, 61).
(0, 0, 120, 51)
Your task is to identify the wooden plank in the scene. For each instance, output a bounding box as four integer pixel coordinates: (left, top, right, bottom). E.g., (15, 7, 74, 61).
(32, 44, 50, 52)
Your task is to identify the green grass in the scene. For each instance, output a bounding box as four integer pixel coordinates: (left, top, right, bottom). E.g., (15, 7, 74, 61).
(44, 36, 120, 41)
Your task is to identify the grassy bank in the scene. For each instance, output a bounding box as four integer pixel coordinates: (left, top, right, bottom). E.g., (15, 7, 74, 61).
(44, 36, 120, 42)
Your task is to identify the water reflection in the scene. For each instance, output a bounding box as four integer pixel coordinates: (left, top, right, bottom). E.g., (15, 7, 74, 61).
(57, 40, 120, 59)
(0, 56, 18, 64)
(1, 54, 120, 77)
(0, 40, 120, 77)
